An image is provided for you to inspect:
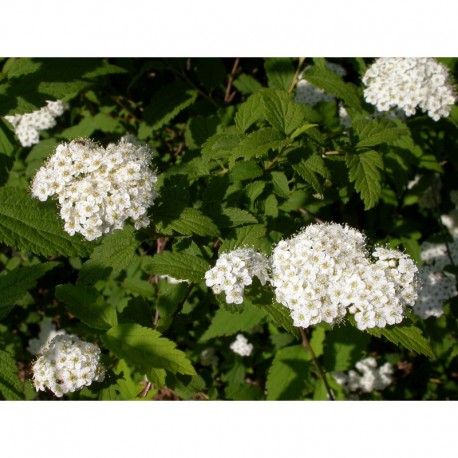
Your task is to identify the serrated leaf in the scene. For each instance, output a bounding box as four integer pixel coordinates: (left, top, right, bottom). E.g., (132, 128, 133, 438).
(221, 224, 268, 252)
(78, 226, 139, 285)
(346, 150, 384, 210)
(0, 119, 16, 157)
(233, 74, 263, 95)
(102, 323, 196, 375)
(185, 115, 220, 148)
(0, 349, 24, 400)
(201, 128, 244, 162)
(200, 306, 267, 341)
(323, 323, 370, 371)
(139, 81, 198, 137)
(261, 90, 307, 136)
(0, 187, 94, 257)
(353, 118, 408, 148)
(213, 207, 258, 228)
(302, 65, 363, 110)
(264, 58, 296, 91)
(266, 345, 312, 400)
(0, 262, 59, 318)
(122, 278, 155, 298)
(143, 251, 209, 283)
(229, 160, 263, 181)
(154, 205, 219, 237)
(290, 123, 317, 140)
(245, 181, 266, 205)
(235, 92, 264, 133)
(270, 171, 290, 198)
(230, 127, 285, 165)
(365, 322, 436, 358)
(55, 284, 118, 330)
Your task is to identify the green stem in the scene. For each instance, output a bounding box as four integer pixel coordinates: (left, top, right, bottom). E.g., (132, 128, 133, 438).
(299, 327, 335, 401)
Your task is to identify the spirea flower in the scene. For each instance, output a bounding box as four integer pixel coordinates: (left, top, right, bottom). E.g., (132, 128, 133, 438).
(5, 100, 68, 147)
(333, 357, 394, 393)
(271, 223, 420, 330)
(362, 58, 456, 121)
(32, 333, 105, 398)
(205, 248, 270, 305)
(30, 137, 158, 241)
(295, 62, 346, 106)
(230, 334, 253, 357)
(27, 318, 66, 356)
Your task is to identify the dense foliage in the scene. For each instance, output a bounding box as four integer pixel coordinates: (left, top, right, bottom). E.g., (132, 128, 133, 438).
(0, 57, 457, 401)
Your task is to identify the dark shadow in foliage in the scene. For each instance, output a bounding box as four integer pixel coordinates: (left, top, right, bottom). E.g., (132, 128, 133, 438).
(323, 323, 371, 372)
(119, 297, 154, 328)
(0, 58, 123, 114)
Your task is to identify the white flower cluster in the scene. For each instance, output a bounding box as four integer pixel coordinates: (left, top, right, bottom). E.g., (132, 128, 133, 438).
(5, 100, 68, 147)
(414, 237, 457, 319)
(32, 333, 105, 397)
(362, 58, 456, 121)
(295, 62, 346, 106)
(31, 137, 158, 241)
(27, 318, 66, 355)
(230, 334, 253, 357)
(333, 357, 394, 393)
(271, 223, 420, 330)
(205, 248, 270, 305)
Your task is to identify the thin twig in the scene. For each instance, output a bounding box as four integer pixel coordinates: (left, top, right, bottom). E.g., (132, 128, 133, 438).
(299, 328, 335, 401)
(299, 208, 325, 224)
(225, 58, 240, 103)
(138, 381, 152, 398)
(288, 57, 306, 94)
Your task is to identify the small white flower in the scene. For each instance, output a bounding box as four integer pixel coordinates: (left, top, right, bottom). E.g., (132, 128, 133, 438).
(230, 334, 253, 357)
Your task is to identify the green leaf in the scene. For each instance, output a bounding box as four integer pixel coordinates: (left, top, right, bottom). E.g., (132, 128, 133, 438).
(365, 322, 436, 359)
(230, 127, 285, 165)
(323, 323, 370, 371)
(353, 118, 409, 148)
(213, 208, 258, 228)
(154, 205, 220, 237)
(122, 278, 155, 298)
(200, 306, 267, 341)
(55, 284, 118, 330)
(302, 65, 363, 110)
(0, 262, 59, 318)
(266, 345, 312, 400)
(185, 115, 220, 148)
(78, 226, 140, 285)
(102, 323, 196, 375)
(143, 251, 209, 283)
(346, 150, 384, 210)
(261, 89, 307, 136)
(201, 128, 244, 162)
(139, 81, 198, 137)
(235, 92, 264, 133)
(0, 119, 16, 157)
(0, 349, 24, 400)
(270, 171, 290, 198)
(264, 58, 296, 91)
(229, 160, 263, 181)
(292, 153, 329, 195)
(221, 224, 268, 252)
(233, 74, 263, 95)
(0, 187, 94, 257)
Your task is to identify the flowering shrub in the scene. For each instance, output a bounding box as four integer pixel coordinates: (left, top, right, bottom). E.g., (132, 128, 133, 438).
(0, 57, 457, 401)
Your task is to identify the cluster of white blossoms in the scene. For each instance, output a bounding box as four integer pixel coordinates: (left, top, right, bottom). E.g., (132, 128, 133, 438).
(333, 357, 394, 393)
(32, 333, 105, 397)
(362, 58, 456, 121)
(27, 318, 66, 355)
(230, 334, 253, 357)
(271, 223, 420, 330)
(295, 62, 346, 106)
(5, 100, 68, 147)
(31, 137, 158, 241)
(204, 248, 270, 305)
